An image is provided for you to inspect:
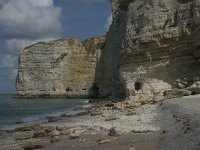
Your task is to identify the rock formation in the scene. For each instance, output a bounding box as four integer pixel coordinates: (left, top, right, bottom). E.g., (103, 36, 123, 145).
(93, 0, 127, 98)
(119, 0, 200, 102)
(16, 0, 200, 102)
(16, 36, 105, 98)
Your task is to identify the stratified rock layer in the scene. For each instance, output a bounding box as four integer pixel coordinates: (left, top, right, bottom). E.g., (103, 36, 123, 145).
(16, 36, 105, 98)
(119, 0, 200, 102)
(16, 0, 200, 102)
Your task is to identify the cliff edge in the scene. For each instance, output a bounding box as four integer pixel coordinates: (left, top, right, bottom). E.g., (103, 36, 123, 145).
(16, 36, 105, 98)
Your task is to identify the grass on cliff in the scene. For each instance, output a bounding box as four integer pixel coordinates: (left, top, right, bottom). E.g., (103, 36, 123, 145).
(119, 0, 132, 10)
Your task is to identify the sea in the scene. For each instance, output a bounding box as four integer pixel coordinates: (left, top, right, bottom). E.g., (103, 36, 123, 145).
(0, 94, 89, 129)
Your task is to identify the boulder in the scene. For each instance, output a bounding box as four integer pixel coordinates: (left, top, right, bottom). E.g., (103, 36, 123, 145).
(49, 130, 60, 138)
(177, 82, 186, 89)
(51, 136, 61, 143)
(22, 140, 48, 150)
(164, 89, 192, 99)
(90, 109, 102, 116)
(15, 133, 33, 140)
(187, 81, 200, 94)
(44, 126, 54, 133)
(15, 125, 39, 132)
(126, 110, 136, 116)
(69, 133, 79, 139)
(60, 130, 70, 135)
(87, 126, 100, 133)
(97, 135, 111, 144)
(105, 115, 118, 121)
(124, 102, 136, 109)
(105, 103, 115, 107)
(113, 102, 125, 110)
(56, 126, 64, 131)
(33, 130, 47, 138)
(108, 127, 123, 136)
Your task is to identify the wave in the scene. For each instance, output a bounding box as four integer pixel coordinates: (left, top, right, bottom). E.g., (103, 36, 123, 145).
(1, 100, 93, 130)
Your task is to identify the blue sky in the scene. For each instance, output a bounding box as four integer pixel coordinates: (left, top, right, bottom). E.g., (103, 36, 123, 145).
(0, 0, 112, 93)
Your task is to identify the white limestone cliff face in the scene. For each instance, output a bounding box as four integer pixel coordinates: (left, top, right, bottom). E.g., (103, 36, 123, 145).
(16, 36, 105, 98)
(119, 0, 200, 102)
(16, 0, 200, 102)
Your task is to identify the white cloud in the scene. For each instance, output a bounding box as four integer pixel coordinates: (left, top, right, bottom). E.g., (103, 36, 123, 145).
(105, 14, 112, 31)
(29, 0, 53, 7)
(0, 54, 18, 68)
(6, 38, 57, 54)
(0, 0, 63, 81)
(2, 38, 57, 81)
(66, 0, 109, 11)
(6, 39, 35, 54)
(0, 0, 62, 39)
(9, 69, 18, 79)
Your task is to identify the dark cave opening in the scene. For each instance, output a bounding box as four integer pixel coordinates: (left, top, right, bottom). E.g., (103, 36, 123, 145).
(135, 82, 142, 91)
(89, 83, 99, 98)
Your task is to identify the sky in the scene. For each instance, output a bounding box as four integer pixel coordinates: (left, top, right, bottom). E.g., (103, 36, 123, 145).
(0, 0, 112, 94)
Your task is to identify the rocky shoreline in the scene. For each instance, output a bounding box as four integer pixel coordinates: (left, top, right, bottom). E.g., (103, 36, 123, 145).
(8, 0, 200, 149)
(1, 95, 200, 150)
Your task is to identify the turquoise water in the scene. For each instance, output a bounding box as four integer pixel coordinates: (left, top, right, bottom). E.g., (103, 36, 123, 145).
(0, 94, 88, 129)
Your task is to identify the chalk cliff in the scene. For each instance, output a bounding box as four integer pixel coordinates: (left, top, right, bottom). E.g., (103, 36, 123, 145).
(16, 0, 200, 102)
(119, 0, 200, 102)
(16, 36, 105, 98)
